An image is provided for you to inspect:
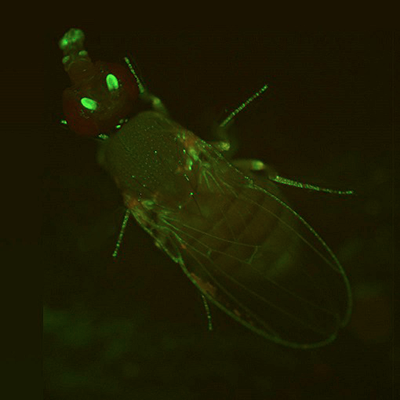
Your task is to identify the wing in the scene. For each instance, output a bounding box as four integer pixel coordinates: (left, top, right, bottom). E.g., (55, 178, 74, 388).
(131, 144, 352, 349)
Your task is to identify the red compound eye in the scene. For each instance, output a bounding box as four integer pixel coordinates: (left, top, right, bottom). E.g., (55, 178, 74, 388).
(62, 87, 100, 137)
(104, 61, 139, 102)
(62, 62, 139, 137)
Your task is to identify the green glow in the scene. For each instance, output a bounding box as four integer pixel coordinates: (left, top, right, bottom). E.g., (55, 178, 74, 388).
(142, 200, 155, 209)
(59, 28, 85, 52)
(251, 160, 265, 171)
(81, 97, 98, 111)
(220, 84, 269, 128)
(201, 295, 213, 331)
(273, 175, 354, 195)
(218, 141, 230, 151)
(124, 56, 145, 94)
(106, 74, 119, 91)
(59, 37, 69, 50)
(188, 147, 199, 162)
(112, 210, 130, 258)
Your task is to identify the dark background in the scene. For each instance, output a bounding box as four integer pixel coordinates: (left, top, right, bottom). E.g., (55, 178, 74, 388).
(43, 31, 393, 399)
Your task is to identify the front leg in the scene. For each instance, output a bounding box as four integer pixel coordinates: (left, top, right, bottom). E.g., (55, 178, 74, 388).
(124, 56, 169, 116)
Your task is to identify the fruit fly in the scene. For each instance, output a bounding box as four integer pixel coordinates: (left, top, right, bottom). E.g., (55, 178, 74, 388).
(59, 29, 352, 349)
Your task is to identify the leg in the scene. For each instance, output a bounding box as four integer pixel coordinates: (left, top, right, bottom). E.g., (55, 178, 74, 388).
(124, 56, 169, 115)
(209, 84, 270, 159)
(213, 83, 353, 196)
(270, 175, 354, 195)
(219, 84, 269, 128)
(201, 294, 213, 332)
(112, 209, 131, 258)
(209, 128, 239, 160)
(233, 158, 354, 195)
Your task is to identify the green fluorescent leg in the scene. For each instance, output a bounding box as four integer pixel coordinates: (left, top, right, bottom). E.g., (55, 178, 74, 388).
(201, 294, 213, 332)
(112, 209, 131, 259)
(123, 56, 146, 95)
(124, 56, 169, 116)
(219, 84, 269, 129)
(212, 84, 269, 159)
(271, 175, 354, 195)
(232, 158, 354, 195)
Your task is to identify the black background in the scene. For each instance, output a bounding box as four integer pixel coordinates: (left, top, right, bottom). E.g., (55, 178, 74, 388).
(43, 31, 393, 399)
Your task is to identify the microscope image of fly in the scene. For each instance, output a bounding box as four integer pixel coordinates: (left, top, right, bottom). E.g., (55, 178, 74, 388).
(59, 29, 353, 349)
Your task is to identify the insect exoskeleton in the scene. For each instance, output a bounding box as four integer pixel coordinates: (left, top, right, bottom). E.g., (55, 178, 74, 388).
(60, 29, 352, 348)
(100, 109, 350, 348)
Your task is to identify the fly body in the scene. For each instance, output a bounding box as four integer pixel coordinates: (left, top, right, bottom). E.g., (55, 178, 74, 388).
(60, 29, 352, 348)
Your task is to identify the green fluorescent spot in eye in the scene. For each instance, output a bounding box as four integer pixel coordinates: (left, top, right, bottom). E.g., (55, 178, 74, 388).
(106, 74, 119, 91)
(81, 97, 97, 111)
